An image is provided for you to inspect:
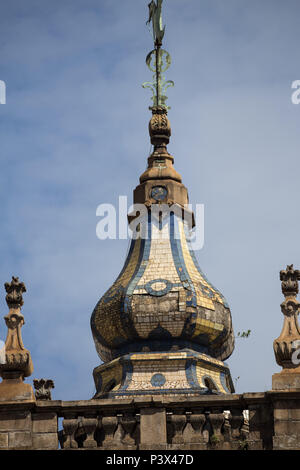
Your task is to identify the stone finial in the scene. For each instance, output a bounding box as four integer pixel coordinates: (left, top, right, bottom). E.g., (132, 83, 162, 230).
(280, 264, 300, 298)
(273, 265, 300, 371)
(0, 277, 34, 402)
(5, 276, 26, 309)
(33, 379, 54, 400)
(149, 106, 171, 149)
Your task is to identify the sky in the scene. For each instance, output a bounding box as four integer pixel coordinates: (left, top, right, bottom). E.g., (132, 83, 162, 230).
(0, 0, 300, 400)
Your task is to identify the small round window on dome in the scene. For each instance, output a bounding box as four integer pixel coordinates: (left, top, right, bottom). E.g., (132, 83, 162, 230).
(204, 377, 218, 392)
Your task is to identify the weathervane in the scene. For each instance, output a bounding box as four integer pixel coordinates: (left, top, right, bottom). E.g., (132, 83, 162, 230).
(147, 0, 165, 45)
(142, 0, 174, 109)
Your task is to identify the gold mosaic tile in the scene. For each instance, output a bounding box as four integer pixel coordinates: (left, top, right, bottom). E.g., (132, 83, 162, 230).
(94, 237, 143, 345)
(177, 220, 227, 310)
(192, 317, 224, 341)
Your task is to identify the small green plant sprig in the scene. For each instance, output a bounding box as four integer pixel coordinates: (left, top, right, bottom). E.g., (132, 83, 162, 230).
(236, 330, 251, 338)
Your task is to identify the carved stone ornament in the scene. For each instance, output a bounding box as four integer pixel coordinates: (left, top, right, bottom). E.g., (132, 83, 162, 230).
(273, 265, 300, 370)
(33, 379, 54, 400)
(280, 264, 300, 298)
(149, 106, 171, 147)
(5, 276, 26, 308)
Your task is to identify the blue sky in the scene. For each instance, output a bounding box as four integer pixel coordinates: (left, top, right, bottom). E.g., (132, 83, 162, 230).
(0, 0, 300, 400)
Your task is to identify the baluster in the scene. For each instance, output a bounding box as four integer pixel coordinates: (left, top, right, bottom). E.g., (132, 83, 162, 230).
(81, 414, 98, 448)
(202, 411, 213, 445)
(102, 415, 118, 449)
(209, 409, 225, 448)
(114, 414, 126, 445)
(229, 408, 245, 449)
(62, 416, 79, 449)
(121, 413, 138, 447)
(230, 409, 244, 440)
(183, 411, 206, 445)
(169, 411, 186, 445)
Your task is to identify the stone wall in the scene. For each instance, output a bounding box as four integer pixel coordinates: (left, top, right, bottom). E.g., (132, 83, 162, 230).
(0, 390, 300, 450)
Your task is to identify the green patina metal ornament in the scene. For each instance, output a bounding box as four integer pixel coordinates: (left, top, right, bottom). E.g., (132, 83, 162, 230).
(142, 0, 174, 109)
(147, 0, 165, 46)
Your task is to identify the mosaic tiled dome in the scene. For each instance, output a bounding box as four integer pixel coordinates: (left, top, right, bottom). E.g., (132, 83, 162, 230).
(91, 212, 234, 363)
(91, 108, 234, 366)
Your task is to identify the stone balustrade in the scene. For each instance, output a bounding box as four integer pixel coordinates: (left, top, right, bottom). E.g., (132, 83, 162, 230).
(0, 390, 299, 450)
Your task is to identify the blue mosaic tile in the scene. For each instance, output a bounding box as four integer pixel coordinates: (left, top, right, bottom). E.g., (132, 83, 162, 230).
(184, 224, 230, 308)
(220, 371, 230, 393)
(119, 358, 133, 391)
(185, 359, 201, 389)
(151, 373, 166, 387)
(145, 279, 173, 296)
(169, 214, 197, 314)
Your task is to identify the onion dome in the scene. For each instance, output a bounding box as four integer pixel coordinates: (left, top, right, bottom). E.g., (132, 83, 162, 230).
(90, 1, 235, 398)
(91, 107, 234, 363)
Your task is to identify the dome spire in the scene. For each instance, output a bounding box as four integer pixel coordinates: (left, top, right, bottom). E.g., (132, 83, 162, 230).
(136, 1, 184, 207)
